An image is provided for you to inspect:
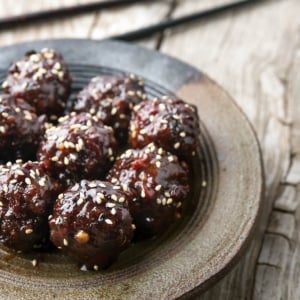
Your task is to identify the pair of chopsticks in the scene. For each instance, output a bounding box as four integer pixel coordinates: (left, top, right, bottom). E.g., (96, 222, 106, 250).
(0, 0, 263, 42)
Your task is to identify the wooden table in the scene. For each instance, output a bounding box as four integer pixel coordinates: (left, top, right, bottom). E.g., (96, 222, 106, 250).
(1, 0, 299, 299)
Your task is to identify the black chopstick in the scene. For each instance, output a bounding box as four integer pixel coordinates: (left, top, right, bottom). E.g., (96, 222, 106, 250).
(0, 0, 157, 31)
(112, 0, 262, 41)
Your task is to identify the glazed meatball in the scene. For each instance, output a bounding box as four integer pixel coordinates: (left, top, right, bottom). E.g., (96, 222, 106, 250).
(49, 180, 134, 270)
(129, 96, 200, 161)
(107, 143, 190, 237)
(0, 160, 57, 252)
(0, 94, 46, 162)
(37, 112, 117, 181)
(2, 48, 72, 118)
(73, 74, 146, 143)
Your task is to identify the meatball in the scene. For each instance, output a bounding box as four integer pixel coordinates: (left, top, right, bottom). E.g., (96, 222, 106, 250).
(73, 74, 146, 143)
(107, 143, 190, 238)
(49, 180, 134, 270)
(0, 160, 57, 252)
(0, 94, 46, 162)
(128, 96, 200, 161)
(37, 112, 117, 181)
(2, 48, 72, 118)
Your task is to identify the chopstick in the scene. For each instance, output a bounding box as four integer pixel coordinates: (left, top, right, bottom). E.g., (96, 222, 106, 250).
(112, 0, 262, 41)
(0, 0, 157, 31)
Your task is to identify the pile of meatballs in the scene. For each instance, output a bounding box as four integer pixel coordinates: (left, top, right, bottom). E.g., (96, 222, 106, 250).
(0, 48, 200, 271)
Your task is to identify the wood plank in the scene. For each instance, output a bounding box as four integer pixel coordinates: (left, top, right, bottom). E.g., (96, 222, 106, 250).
(160, 0, 300, 298)
(0, 0, 171, 49)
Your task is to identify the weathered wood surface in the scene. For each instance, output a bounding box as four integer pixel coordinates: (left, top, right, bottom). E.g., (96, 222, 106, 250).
(0, 0, 299, 299)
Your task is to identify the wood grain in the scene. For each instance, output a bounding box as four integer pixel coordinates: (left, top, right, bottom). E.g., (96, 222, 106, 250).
(160, 0, 300, 299)
(0, 0, 299, 298)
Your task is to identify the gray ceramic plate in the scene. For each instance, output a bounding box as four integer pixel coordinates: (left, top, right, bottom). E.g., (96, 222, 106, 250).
(0, 39, 263, 299)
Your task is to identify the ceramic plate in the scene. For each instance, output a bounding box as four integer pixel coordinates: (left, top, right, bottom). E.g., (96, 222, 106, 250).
(0, 39, 263, 299)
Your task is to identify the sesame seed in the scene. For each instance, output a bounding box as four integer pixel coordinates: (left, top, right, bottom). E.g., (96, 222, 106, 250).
(0, 201, 3, 206)
(108, 148, 113, 156)
(0, 126, 6, 134)
(120, 114, 126, 119)
(3, 184, 8, 193)
(111, 177, 118, 184)
(119, 197, 125, 203)
(16, 169, 24, 176)
(172, 114, 180, 120)
(131, 224, 136, 230)
(174, 142, 180, 149)
(38, 178, 46, 187)
(105, 219, 113, 225)
(25, 228, 33, 235)
(106, 202, 115, 208)
(77, 198, 84, 206)
(140, 190, 146, 198)
(155, 185, 162, 191)
(58, 193, 64, 200)
(10, 179, 17, 184)
(180, 132, 186, 137)
(156, 161, 161, 168)
(127, 90, 135, 96)
(121, 184, 128, 192)
(88, 182, 97, 188)
(192, 151, 196, 156)
(164, 191, 171, 197)
(105, 83, 112, 89)
(156, 198, 162, 204)
(99, 182, 106, 188)
(162, 198, 167, 206)
(111, 194, 118, 201)
(202, 181, 207, 187)
(113, 185, 121, 190)
(111, 208, 117, 215)
(111, 107, 117, 115)
(167, 198, 173, 205)
(158, 103, 165, 111)
(63, 239, 68, 246)
(93, 265, 99, 271)
(25, 177, 31, 185)
(64, 157, 69, 165)
(2, 81, 8, 88)
(32, 259, 37, 267)
(129, 73, 136, 79)
(168, 156, 174, 162)
(176, 202, 182, 208)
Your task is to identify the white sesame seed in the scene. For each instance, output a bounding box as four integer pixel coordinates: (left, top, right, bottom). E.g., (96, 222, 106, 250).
(63, 239, 68, 246)
(180, 132, 186, 137)
(127, 90, 135, 97)
(174, 142, 180, 149)
(99, 183, 106, 188)
(111, 177, 118, 184)
(111, 107, 117, 115)
(93, 265, 99, 271)
(168, 156, 174, 162)
(176, 202, 182, 208)
(156, 161, 161, 168)
(105, 219, 113, 225)
(162, 198, 167, 206)
(108, 148, 113, 156)
(64, 157, 69, 165)
(77, 198, 84, 205)
(202, 181, 207, 187)
(156, 198, 162, 204)
(140, 190, 146, 198)
(16, 169, 24, 176)
(3, 184, 8, 193)
(192, 151, 196, 156)
(111, 194, 118, 201)
(88, 182, 97, 188)
(111, 208, 117, 215)
(58, 193, 64, 200)
(32, 259, 37, 267)
(25, 228, 33, 234)
(106, 202, 115, 208)
(164, 191, 171, 197)
(119, 197, 125, 203)
(172, 114, 180, 120)
(131, 224, 136, 230)
(167, 198, 173, 205)
(0, 126, 6, 134)
(25, 177, 31, 185)
(38, 178, 46, 187)
(155, 185, 162, 191)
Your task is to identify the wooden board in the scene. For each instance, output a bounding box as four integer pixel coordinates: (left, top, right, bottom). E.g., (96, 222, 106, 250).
(0, 0, 300, 298)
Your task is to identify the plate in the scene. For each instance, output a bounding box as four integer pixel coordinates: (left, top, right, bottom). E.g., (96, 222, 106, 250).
(0, 39, 263, 299)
